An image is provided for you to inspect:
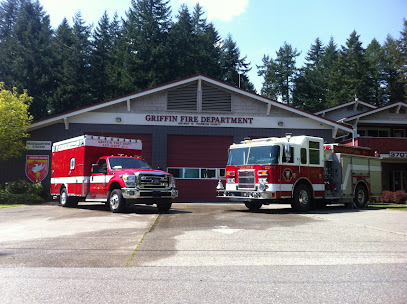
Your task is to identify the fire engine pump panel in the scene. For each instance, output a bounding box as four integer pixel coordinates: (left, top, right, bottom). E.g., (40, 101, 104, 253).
(51, 135, 178, 213)
(217, 135, 382, 212)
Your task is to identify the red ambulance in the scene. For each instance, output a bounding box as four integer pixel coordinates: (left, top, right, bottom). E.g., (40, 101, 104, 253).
(50, 135, 177, 213)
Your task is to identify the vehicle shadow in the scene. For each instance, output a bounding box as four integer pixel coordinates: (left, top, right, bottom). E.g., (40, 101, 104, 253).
(73, 202, 191, 214)
(231, 204, 378, 215)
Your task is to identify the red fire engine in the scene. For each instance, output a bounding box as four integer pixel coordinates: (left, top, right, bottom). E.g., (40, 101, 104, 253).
(217, 135, 382, 211)
(51, 135, 177, 213)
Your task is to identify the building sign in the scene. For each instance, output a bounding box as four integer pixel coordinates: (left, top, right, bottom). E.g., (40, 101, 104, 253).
(145, 114, 254, 127)
(390, 151, 407, 158)
(26, 141, 52, 150)
(25, 155, 49, 183)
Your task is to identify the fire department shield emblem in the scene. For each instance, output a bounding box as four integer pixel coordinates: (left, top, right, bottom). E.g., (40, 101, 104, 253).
(25, 155, 49, 183)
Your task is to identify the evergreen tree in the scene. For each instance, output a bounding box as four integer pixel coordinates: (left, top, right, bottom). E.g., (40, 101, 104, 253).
(220, 34, 254, 91)
(365, 38, 385, 105)
(122, 0, 172, 90)
(397, 19, 407, 100)
(0, 0, 53, 119)
(191, 4, 222, 78)
(48, 14, 92, 114)
(167, 4, 195, 79)
(258, 42, 300, 103)
(326, 31, 372, 106)
(90, 11, 121, 102)
(293, 38, 327, 112)
(382, 35, 404, 103)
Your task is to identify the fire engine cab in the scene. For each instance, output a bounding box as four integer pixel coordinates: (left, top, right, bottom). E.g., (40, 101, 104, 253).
(51, 135, 177, 213)
(217, 134, 382, 211)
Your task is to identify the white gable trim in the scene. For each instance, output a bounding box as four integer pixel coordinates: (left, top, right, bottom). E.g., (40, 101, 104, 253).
(344, 101, 407, 123)
(315, 100, 377, 116)
(28, 75, 352, 134)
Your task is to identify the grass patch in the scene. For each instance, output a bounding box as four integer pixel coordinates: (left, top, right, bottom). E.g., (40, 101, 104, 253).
(369, 204, 407, 211)
(0, 204, 26, 208)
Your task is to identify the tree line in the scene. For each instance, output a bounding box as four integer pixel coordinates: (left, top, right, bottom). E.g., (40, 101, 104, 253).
(0, 0, 253, 120)
(259, 24, 407, 112)
(0, 0, 406, 121)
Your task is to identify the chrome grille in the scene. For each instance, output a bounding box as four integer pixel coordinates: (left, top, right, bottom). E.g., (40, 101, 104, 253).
(238, 169, 255, 189)
(136, 172, 170, 189)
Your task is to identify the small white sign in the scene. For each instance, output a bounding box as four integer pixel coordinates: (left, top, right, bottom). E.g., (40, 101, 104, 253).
(26, 141, 52, 151)
(390, 151, 407, 158)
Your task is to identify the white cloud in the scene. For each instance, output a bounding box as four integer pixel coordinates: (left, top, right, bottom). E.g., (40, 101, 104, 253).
(177, 0, 249, 22)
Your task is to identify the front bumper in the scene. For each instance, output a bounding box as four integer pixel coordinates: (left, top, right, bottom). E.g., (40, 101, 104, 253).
(122, 187, 178, 199)
(217, 190, 276, 200)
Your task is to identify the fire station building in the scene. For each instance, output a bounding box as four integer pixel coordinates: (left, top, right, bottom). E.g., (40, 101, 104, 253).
(2, 75, 406, 201)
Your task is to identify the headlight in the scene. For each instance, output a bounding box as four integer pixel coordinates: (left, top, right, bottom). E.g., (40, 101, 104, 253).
(258, 178, 268, 184)
(227, 178, 235, 184)
(122, 174, 136, 187)
(171, 176, 176, 188)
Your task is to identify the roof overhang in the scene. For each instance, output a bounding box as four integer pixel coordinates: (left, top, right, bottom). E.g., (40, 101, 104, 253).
(28, 75, 353, 136)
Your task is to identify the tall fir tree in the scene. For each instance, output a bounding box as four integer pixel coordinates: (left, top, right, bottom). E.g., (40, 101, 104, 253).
(365, 38, 386, 105)
(382, 35, 405, 103)
(397, 19, 407, 101)
(220, 34, 254, 91)
(258, 42, 300, 104)
(327, 31, 373, 106)
(0, 0, 53, 119)
(90, 11, 121, 103)
(122, 0, 172, 91)
(167, 4, 195, 79)
(293, 38, 327, 112)
(48, 14, 92, 114)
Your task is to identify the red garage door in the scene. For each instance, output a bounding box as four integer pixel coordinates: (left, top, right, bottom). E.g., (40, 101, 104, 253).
(167, 135, 233, 202)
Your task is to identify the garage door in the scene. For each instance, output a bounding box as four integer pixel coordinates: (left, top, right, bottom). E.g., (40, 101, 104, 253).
(167, 135, 233, 202)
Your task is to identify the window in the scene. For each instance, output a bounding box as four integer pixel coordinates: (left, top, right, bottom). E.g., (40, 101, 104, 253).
(167, 168, 226, 179)
(358, 128, 390, 138)
(282, 146, 294, 163)
(394, 129, 406, 137)
(227, 146, 280, 165)
(309, 141, 320, 165)
(93, 159, 107, 174)
(301, 148, 307, 164)
(201, 169, 216, 178)
(184, 168, 199, 178)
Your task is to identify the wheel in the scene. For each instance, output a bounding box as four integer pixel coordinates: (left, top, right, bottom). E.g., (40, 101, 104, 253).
(244, 201, 262, 211)
(157, 199, 172, 213)
(354, 184, 368, 208)
(291, 184, 312, 212)
(109, 189, 126, 213)
(59, 188, 78, 207)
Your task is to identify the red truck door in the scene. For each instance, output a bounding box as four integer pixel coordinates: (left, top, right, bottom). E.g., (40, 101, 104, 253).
(89, 158, 108, 198)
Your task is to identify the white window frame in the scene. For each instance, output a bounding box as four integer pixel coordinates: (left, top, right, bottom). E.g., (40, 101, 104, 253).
(167, 167, 226, 179)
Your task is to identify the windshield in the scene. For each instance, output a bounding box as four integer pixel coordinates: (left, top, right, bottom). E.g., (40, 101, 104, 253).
(227, 145, 280, 166)
(108, 158, 152, 170)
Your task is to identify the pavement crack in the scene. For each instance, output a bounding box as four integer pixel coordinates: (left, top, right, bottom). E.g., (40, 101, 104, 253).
(125, 214, 160, 267)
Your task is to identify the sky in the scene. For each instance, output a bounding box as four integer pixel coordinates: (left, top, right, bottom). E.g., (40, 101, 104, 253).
(38, 0, 407, 92)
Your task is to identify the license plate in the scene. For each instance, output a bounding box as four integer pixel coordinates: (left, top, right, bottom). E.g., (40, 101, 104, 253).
(153, 191, 161, 198)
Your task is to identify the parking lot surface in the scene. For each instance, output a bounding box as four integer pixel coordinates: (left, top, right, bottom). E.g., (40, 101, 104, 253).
(1, 202, 407, 303)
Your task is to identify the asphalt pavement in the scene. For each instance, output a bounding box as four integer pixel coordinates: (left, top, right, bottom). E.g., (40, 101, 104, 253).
(0, 202, 406, 303)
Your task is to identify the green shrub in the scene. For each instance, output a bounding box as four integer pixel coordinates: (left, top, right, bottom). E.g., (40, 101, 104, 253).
(0, 180, 45, 204)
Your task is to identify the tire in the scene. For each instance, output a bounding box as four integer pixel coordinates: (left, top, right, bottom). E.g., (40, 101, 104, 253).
(354, 184, 368, 208)
(59, 188, 78, 207)
(157, 200, 172, 213)
(109, 189, 126, 213)
(244, 201, 262, 211)
(291, 184, 312, 212)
